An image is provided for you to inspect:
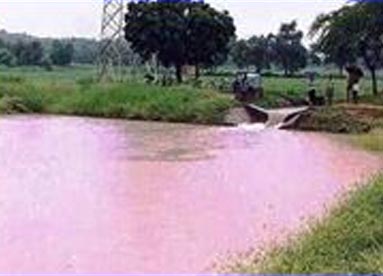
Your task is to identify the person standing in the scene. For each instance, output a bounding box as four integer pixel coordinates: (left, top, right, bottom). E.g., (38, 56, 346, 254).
(325, 74, 335, 106)
(351, 81, 361, 104)
(306, 71, 317, 105)
(346, 65, 364, 103)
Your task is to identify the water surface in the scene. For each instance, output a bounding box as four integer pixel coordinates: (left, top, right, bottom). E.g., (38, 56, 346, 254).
(0, 115, 380, 273)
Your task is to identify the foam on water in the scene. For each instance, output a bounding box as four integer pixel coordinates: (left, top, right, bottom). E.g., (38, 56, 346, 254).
(237, 123, 267, 132)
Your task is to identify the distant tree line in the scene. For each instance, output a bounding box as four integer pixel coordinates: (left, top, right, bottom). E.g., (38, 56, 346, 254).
(230, 21, 310, 76)
(1, 0, 382, 95)
(0, 30, 143, 69)
(0, 38, 74, 67)
(0, 30, 99, 67)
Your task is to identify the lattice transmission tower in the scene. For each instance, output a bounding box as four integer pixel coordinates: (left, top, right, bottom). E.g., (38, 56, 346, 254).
(98, 0, 127, 81)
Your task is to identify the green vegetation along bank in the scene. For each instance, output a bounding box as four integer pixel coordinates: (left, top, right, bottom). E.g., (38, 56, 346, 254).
(288, 104, 383, 134)
(235, 175, 383, 273)
(0, 66, 382, 133)
(232, 130, 383, 273)
(0, 76, 233, 125)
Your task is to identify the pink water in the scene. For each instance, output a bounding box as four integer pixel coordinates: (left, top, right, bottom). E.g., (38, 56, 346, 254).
(0, 115, 381, 273)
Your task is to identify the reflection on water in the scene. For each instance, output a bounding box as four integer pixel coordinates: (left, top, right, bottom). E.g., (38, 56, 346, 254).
(0, 115, 381, 273)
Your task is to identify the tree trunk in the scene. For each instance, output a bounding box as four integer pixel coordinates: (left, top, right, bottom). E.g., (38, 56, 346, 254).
(284, 67, 288, 77)
(175, 64, 183, 83)
(195, 64, 200, 79)
(371, 67, 378, 96)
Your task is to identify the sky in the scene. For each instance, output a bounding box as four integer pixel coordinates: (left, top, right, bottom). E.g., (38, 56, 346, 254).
(0, 0, 346, 42)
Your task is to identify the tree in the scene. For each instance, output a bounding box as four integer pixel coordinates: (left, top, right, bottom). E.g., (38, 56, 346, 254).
(231, 36, 271, 73)
(187, 7, 235, 78)
(247, 35, 271, 73)
(355, 1, 383, 95)
(231, 39, 250, 69)
(11, 40, 44, 66)
(0, 48, 15, 66)
(310, 9, 358, 74)
(0, 38, 5, 49)
(71, 38, 99, 64)
(310, 2, 383, 95)
(50, 40, 74, 66)
(308, 47, 322, 66)
(269, 21, 307, 76)
(125, 0, 235, 82)
(28, 41, 44, 66)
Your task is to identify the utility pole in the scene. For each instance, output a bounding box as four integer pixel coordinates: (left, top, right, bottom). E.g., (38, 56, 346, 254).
(98, 0, 126, 82)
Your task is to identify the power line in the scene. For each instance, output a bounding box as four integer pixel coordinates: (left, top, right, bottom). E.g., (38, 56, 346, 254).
(98, 0, 126, 82)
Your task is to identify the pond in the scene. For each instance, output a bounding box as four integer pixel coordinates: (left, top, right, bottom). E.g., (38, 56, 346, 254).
(0, 115, 380, 273)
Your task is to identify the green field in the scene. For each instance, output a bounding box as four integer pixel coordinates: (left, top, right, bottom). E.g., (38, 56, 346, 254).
(204, 75, 383, 108)
(1, 65, 382, 99)
(0, 65, 97, 83)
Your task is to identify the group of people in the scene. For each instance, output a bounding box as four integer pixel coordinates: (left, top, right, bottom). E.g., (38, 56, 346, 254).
(306, 66, 363, 106)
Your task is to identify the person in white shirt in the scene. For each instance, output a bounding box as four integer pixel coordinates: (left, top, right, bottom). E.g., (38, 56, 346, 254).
(351, 82, 361, 104)
(346, 65, 364, 103)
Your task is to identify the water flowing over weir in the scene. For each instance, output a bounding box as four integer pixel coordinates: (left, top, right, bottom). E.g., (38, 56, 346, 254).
(224, 104, 309, 129)
(245, 104, 309, 129)
(0, 116, 381, 273)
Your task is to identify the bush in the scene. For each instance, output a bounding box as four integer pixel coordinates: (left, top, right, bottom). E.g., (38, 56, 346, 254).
(0, 48, 16, 67)
(0, 75, 26, 83)
(0, 80, 235, 125)
(0, 95, 29, 113)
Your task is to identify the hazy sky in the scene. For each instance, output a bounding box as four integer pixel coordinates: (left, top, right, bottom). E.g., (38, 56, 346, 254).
(0, 0, 346, 41)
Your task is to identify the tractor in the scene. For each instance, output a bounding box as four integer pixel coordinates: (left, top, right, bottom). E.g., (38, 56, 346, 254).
(232, 71, 263, 102)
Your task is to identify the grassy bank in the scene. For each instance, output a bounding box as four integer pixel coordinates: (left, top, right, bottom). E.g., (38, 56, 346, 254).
(235, 175, 383, 273)
(234, 130, 383, 273)
(0, 66, 382, 132)
(288, 103, 383, 134)
(0, 77, 234, 124)
(348, 129, 383, 152)
(289, 107, 371, 134)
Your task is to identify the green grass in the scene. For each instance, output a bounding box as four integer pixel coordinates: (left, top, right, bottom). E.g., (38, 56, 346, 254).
(1, 66, 382, 129)
(232, 129, 383, 273)
(263, 77, 382, 100)
(233, 175, 383, 273)
(262, 77, 383, 108)
(0, 65, 96, 84)
(203, 74, 383, 108)
(347, 129, 383, 152)
(0, 66, 234, 125)
(360, 94, 383, 106)
(0, 70, 234, 124)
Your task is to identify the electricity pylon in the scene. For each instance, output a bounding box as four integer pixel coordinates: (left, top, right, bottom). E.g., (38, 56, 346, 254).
(98, 0, 126, 82)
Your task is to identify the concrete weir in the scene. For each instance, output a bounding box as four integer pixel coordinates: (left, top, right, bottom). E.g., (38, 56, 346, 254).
(225, 104, 309, 129)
